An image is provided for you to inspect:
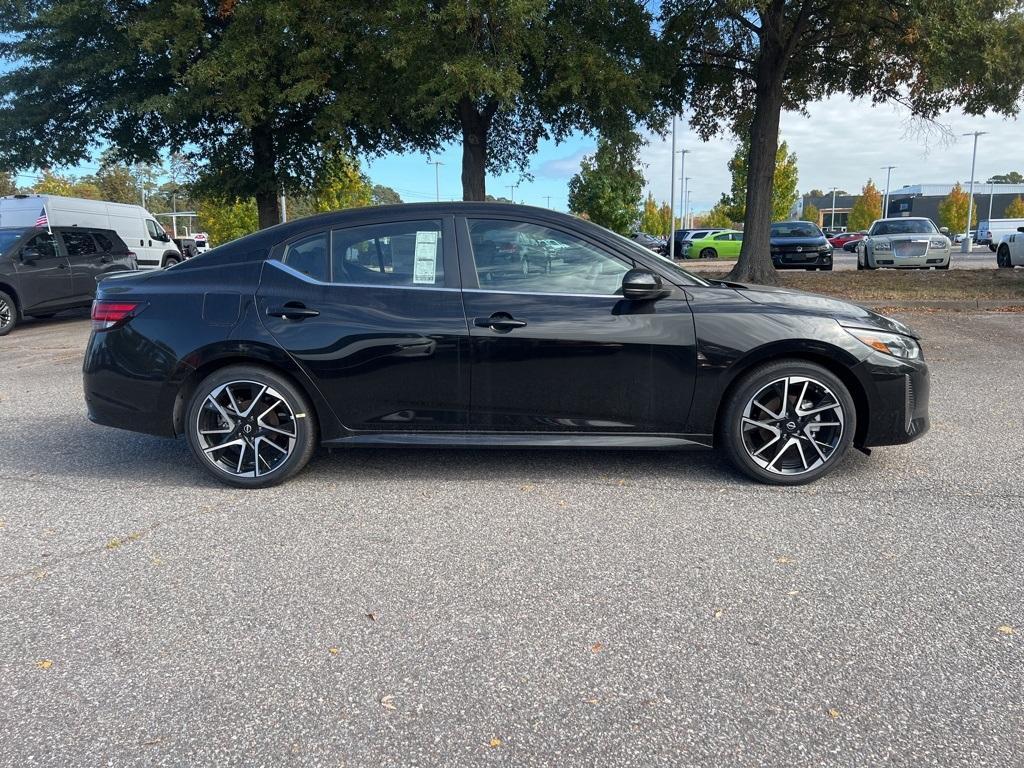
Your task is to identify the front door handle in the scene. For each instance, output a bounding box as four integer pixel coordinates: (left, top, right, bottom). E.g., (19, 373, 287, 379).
(474, 313, 527, 331)
(267, 302, 320, 320)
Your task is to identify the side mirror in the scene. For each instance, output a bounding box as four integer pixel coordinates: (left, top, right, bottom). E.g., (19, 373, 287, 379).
(1017, 227, 1024, 233)
(939, 227, 949, 234)
(622, 268, 668, 301)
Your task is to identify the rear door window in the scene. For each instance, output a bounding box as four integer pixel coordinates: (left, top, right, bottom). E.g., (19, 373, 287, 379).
(282, 232, 329, 282)
(61, 231, 97, 258)
(93, 232, 116, 252)
(331, 220, 444, 286)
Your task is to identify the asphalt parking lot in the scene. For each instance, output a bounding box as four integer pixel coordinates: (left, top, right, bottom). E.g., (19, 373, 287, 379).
(1, 310, 1022, 766)
(684, 246, 998, 271)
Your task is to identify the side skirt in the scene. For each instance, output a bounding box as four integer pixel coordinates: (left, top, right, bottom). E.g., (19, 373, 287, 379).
(322, 432, 714, 450)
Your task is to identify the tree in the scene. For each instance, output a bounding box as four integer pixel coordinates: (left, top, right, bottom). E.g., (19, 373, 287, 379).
(989, 172, 1024, 184)
(847, 180, 882, 232)
(719, 138, 799, 223)
(937, 183, 977, 232)
(567, 135, 645, 235)
(91, 163, 142, 205)
(801, 202, 820, 224)
(379, 1, 664, 200)
(196, 198, 259, 245)
(661, 1, 1024, 284)
(371, 185, 403, 206)
(0, 170, 15, 196)
(1004, 196, 1024, 218)
(0, 1, 404, 230)
(639, 193, 664, 235)
(309, 154, 373, 213)
(703, 202, 736, 230)
(658, 202, 679, 235)
(806, 188, 824, 199)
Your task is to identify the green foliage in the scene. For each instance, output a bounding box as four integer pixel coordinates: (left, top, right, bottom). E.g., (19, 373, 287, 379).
(801, 202, 820, 224)
(30, 171, 101, 199)
(847, 180, 883, 232)
(720, 139, 800, 222)
(0, 170, 15, 196)
(371, 185, 403, 206)
(988, 172, 1024, 184)
(310, 155, 372, 213)
(937, 183, 977, 231)
(806, 189, 824, 199)
(567, 135, 645, 234)
(701, 202, 736, 230)
(196, 198, 259, 245)
(1003, 196, 1024, 218)
(639, 193, 665, 236)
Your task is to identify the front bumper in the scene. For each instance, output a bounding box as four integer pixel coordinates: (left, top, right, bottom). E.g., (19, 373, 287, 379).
(855, 353, 930, 447)
(772, 250, 833, 269)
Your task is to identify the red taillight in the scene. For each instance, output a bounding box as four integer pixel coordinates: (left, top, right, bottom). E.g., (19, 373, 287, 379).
(91, 300, 141, 331)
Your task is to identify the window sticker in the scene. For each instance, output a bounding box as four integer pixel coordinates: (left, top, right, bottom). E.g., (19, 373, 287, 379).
(413, 230, 439, 284)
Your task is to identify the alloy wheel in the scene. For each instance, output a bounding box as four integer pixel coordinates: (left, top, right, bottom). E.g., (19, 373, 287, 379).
(0, 297, 11, 330)
(194, 380, 297, 478)
(740, 375, 845, 476)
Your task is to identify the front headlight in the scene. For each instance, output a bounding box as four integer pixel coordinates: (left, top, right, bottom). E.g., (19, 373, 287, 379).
(844, 327, 922, 360)
(873, 240, 892, 251)
(929, 238, 947, 249)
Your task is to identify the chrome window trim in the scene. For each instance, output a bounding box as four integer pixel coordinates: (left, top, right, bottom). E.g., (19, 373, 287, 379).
(266, 257, 459, 292)
(463, 287, 622, 299)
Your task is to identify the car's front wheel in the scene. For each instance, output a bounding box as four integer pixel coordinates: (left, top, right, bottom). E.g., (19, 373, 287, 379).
(185, 365, 318, 488)
(719, 360, 856, 485)
(0, 290, 17, 336)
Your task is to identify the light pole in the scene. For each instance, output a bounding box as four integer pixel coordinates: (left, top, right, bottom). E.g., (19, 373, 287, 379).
(506, 183, 518, 203)
(544, 195, 552, 209)
(427, 159, 444, 201)
(881, 166, 896, 218)
(988, 180, 995, 223)
(830, 186, 838, 231)
(669, 116, 677, 259)
(962, 131, 986, 253)
(677, 149, 690, 233)
(685, 190, 693, 229)
(683, 177, 692, 228)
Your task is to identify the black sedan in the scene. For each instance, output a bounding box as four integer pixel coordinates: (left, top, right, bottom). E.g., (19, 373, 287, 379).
(771, 221, 834, 270)
(83, 203, 929, 488)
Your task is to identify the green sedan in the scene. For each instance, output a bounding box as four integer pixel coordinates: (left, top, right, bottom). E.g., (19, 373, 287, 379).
(681, 229, 743, 259)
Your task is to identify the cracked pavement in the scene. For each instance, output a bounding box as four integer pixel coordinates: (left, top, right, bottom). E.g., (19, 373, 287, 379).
(1, 309, 1022, 766)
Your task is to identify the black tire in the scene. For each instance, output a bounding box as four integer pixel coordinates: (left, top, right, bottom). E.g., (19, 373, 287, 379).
(184, 365, 318, 488)
(718, 359, 857, 486)
(163, 255, 181, 268)
(700, 248, 717, 259)
(997, 247, 1011, 268)
(0, 290, 17, 336)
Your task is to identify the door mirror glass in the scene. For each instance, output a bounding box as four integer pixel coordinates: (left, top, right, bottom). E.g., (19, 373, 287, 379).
(621, 268, 668, 301)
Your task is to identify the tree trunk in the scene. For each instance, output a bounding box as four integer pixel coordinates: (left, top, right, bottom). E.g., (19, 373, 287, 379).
(458, 97, 490, 201)
(251, 123, 281, 229)
(727, 43, 786, 285)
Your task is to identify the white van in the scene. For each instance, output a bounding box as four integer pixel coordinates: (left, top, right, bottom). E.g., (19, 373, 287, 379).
(0, 194, 181, 269)
(977, 218, 1024, 251)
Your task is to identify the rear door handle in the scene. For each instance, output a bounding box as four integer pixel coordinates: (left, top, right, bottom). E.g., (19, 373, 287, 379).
(474, 314, 527, 331)
(267, 302, 320, 320)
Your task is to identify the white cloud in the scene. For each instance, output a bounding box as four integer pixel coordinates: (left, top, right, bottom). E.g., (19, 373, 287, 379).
(640, 95, 1023, 212)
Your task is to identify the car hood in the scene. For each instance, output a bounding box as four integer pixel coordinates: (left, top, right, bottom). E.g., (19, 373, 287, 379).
(727, 282, 918, 338)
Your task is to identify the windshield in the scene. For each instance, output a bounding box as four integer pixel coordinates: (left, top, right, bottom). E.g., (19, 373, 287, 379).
(870, 219, 938, 236)
(771, 222, 822, 238)
(0, 228, 26, 253)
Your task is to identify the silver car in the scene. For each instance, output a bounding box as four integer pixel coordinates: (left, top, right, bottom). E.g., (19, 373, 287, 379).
(857, 217, 951, 270)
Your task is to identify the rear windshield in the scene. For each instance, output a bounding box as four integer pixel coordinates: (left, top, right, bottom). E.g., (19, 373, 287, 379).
(771, 222, 822, 238)
(0, 228, 26, 252)
(870, 219, 938, 236)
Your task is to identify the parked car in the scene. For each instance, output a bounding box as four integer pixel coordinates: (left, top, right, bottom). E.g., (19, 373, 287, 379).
(996, 227, 1024, 268)
(828, 231, 865, 249)
(771, 221, 833, 270)
(631, 232, 667, 255)
(0, 225, 136, 335)
(173, 237, 200, 260)
(83, 203, 929, 488)
(682, 230, 743, 259)
(856, 217, 951, 270)
(0, 193, 181, 269)
(953, 232, 974, 245)
(672, 228, 724, 256)
(977, 218, 1024, 250)
(193, 232, 211, 253)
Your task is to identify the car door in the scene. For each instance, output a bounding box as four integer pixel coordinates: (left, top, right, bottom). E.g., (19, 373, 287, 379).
(13, 231, 73, 312)
(458, 215, 696, 433)
(59, 230, 102, 298)
(256, 215, 470, 432)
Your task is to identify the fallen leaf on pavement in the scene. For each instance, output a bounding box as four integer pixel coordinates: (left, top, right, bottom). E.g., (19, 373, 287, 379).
(775, 556, 795, 565)
(488, 738, 502, 748)
(35, 659, 53, 670)
(328, 647, 339, 655)
(827, 708, 841, 719)
(366, 612, 377, 622)
(591, 642, 603, 653)
(997, 625, 1015, 636)
(380, 695, 396, 710)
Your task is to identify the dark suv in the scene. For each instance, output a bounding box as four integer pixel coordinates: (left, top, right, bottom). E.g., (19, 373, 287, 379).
(770, 221, 833, 270)
(0, 226, 137, 335)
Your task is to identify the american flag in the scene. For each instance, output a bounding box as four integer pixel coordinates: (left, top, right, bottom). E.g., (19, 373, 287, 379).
(35, 207, 48, 227)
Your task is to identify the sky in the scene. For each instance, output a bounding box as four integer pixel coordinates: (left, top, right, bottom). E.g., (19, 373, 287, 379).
(363, 93, 1023, 215)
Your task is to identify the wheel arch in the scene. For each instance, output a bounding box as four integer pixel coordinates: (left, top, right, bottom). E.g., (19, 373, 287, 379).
(170, 343, 342, 441)
(0, 280, 22, 316)
(711, 344, 871, 448)
(161, 250, 182, 267)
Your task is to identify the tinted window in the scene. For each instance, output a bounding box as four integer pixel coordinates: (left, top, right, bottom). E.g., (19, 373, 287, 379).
(25, 233, 57, 259)
(283, 233, 329, 282)
(0, 229, 26, 253)
(331, 220, 444, 286)
(870, 219, 938, 236)
(62, 231, 96, 257)
(771, 222, 823, 238)
(93, 232, 117, 252)
(468, 219, 632, 296)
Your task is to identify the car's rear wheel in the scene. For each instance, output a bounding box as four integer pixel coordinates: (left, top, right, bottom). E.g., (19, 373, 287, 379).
(700, 248, 717, 259)
(719, 360, 856, 485)
(163, 255, 180, 268)
(0, 290, 17, 336)
(997, 246, 1011, 268)
(185, 365, 317, 488)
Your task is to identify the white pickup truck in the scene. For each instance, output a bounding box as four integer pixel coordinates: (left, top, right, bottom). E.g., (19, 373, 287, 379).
(977, 218, 1024, 252)
(995, 226, 1024, 268)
